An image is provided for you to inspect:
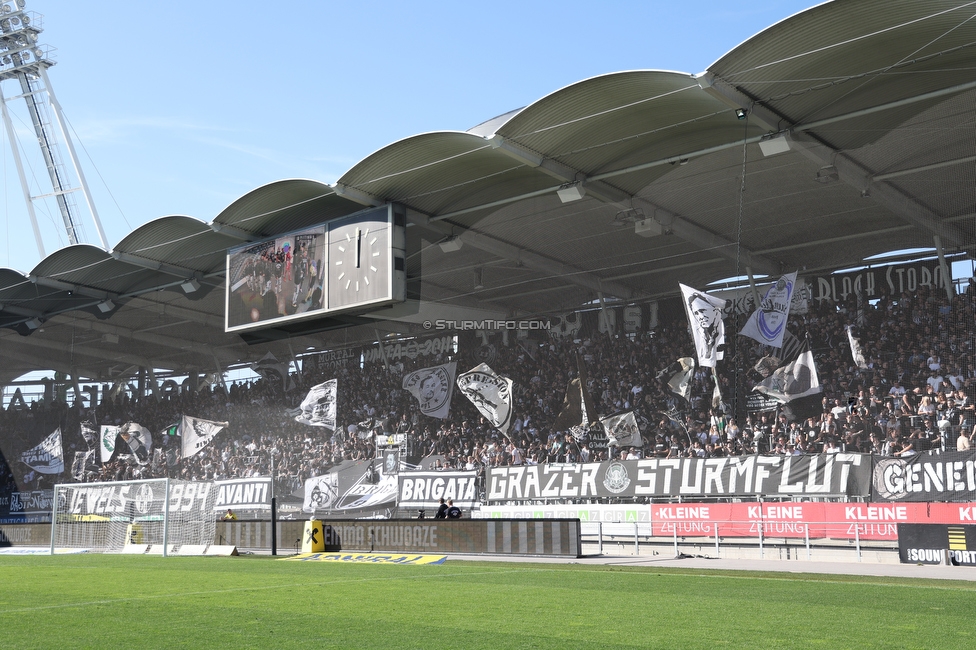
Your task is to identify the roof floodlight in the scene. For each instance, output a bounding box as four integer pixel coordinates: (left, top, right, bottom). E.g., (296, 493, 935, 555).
(25, 317, 41, 330)
(181, 278, 201, 294)
(438, 236, 463, 253)
(735, 108, 748, 120)
(556, 182, 586, 203)
(97, 299, 115, 313)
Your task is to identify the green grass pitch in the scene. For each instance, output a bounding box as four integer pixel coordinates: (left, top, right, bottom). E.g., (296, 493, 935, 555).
(1, 554, 975, 649)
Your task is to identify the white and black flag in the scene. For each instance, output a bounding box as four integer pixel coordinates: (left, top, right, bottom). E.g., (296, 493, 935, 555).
(666, 357, 696, 402)
(181, 415, 230, 459)
(754, 344, 821, 403)
(402, 361, 456, 419)
(295, 379, 338, 429)
(120, 422, 153, 465)
(739, 271, 797, 349)
(99, 424, 120, 463)
(456, 363, 514, 434)
(20, 427, 64, 474)
(846, 325, 869, 370)
(680, 284, 727, 368)
(600, 411, 642, 447)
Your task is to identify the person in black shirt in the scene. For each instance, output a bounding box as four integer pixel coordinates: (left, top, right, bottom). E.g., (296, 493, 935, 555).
(434, 497, 448, 519)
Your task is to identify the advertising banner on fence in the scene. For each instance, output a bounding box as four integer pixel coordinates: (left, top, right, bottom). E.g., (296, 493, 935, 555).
(397, 471, 478, 509)
(898, 523, 976, 565)
(486, 454, 871, 501)
(213, 478, 272, 511)
(872, 450, 976, 502)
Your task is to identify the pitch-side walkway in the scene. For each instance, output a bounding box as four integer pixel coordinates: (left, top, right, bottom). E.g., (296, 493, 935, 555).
(445, 552, 976, 582)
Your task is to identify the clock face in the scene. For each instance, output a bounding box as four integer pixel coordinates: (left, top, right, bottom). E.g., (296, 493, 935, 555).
(327, 212, 391, 309)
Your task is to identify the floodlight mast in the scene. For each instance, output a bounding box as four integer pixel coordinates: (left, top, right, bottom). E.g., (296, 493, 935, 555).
(0, 0, 107, 259)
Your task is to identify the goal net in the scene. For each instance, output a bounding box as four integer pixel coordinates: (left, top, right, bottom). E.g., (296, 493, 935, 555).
(51, 479, 218, 555)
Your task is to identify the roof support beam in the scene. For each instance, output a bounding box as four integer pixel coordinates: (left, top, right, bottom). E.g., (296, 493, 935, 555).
(28, 275, 114, 300)
(697, 72, 967, 248)
(110, 250, 207, 280)
(631, 198, 780, 276)
(487, 135, 632, 204)
(486, 135, 779, 274)
(408, 209, 646, 301)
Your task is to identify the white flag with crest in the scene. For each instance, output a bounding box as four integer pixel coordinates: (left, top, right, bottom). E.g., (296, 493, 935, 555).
(739, 272, 797, 349)
(181, 415, 230, 458)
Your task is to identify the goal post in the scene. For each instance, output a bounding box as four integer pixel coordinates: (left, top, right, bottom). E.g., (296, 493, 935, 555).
(51, 479, 218, 555)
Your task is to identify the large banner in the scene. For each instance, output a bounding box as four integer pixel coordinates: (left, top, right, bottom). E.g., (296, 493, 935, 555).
(213, 478, 272, 511)
(486, 454, 870, 501)
(303, 460, 397, 514)
(872, 450, 976, 502)
(811, 256, 958, 304)
(397, 471, 479, 509)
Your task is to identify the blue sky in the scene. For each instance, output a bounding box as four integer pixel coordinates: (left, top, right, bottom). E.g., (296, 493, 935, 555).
(0, 0, 818, 273)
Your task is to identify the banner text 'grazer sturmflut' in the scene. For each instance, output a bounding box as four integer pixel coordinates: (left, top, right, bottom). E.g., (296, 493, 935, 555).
(486, 454, 870, 501)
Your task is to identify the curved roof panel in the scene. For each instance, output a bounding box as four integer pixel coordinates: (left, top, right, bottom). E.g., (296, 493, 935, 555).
(0, 0, 974, 386)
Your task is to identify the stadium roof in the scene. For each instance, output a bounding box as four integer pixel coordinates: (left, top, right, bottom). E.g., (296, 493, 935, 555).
(1, 0, 975, 385)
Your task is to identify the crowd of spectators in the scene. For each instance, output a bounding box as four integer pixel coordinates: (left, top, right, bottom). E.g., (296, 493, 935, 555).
(1, 277, 975, 498)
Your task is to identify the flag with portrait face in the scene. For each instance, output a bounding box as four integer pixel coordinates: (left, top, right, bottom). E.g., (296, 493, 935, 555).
(600, 411, 642, 448)
(295, 379, 338, 429)
(680, 284, 727, 368)
(402, 362, 456, 419)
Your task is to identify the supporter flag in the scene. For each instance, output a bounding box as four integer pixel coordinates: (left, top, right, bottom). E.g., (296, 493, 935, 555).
(555, 351, 597, 433)
(753, 344, 821, 403)
(846, 325, 869, 370)
(71, 450, 94, 480)
(160, 422, 180, 438)
(739, 271, 797, 349)
(711, 370, 723, 410)
(80, 420, 97, 450)
(303, 473, 339, 512)
(251, 351, 294, 392)
(667, 357, 695, 402)
(181, 415, 230, 459)
(402, 361, 456, 419)
(778, 329, 804, 364)
(120, 422, 153, 465)
(754, 355, 781, 378)
(20, 427, 64, 474)
(600, 411, 642, 447)
(679, 284, 727, 367)
(99, 424, 120, 463)
(554, 378, 584, 432)
(295, 379, 338, 429)
(456, 363, 514, 434)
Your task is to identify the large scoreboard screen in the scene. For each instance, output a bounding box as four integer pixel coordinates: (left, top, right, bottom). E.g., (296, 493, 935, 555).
(225, 204, 405, 333)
